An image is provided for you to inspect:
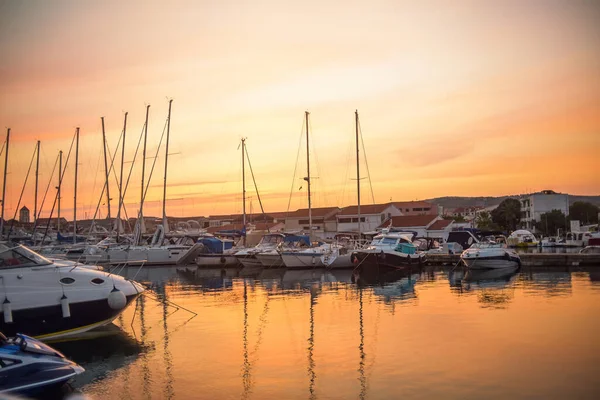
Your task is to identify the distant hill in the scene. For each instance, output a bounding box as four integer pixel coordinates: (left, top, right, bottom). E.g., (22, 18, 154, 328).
(425, 194, 600, 209)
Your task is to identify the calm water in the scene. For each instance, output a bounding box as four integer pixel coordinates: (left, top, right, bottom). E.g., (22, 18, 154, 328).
(49, 265, 600, 400)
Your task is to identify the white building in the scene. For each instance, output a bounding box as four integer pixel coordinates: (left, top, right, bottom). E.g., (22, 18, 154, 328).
(520, 190, 569, 231)
(336, 203, 402, 234)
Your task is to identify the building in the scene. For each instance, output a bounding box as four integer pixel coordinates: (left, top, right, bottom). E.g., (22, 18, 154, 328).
(19, 206, 30, 223)
(520, 190, 569, 231)
(284, 207, 341, 238)
(391, 201, 438, 216)
(336, 203, 402, 234)
(378, 214, 450, 239)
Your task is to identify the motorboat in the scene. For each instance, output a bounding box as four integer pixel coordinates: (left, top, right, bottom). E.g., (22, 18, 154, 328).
(541, 236, 558, 247)
(0, 332, 84, 395)
(255, 234, 311, 268)
(507, 230, 539, 248)
(280, 242, 331, 269)
(580, 245, 600, 254)
(234, 233, 290, 268)
(460, 241, 521, 269)
(0, 242, 144, 340)
(350, 231, 426, 270)
(321, 234, 365, 269)
(194, 237, 240, 267)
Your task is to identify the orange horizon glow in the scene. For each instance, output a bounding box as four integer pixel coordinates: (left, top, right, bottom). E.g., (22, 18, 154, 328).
(0, 0, 599, 221)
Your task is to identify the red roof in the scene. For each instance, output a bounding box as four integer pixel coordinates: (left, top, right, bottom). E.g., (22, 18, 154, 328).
(286, 207, 341, 218)
(378, 215, 438, 229)
(338, 203, 396, 216)
(427, 219, 452, 230)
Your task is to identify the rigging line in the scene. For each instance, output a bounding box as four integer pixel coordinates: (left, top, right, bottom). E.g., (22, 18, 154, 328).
(7, 145, 37, 239)
(87, 141, 103, 219)
(32, 153, 58, 236)
(89, 125, 133, 235)
(119, 120, 148, 234)
(0, 141, 4, 160)
(358, 118, 375, 204)
(307, 116, 324, 207)
(244, 145, 267, 218)
(340, 129, 353, 207)
(140, 117, 169, 220)
(286, 115, 305, 215)
(41, 129, 77, 243)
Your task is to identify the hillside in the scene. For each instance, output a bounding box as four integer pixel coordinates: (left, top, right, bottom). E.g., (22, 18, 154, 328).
(425, 194, 600, 209)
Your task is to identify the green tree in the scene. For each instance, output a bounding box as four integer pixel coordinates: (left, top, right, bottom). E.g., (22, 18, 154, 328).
(535, 209, 567, 236)
(475, 211, 493, 229)
(491, 198, 521, 231)
(569, 201, 599, 224)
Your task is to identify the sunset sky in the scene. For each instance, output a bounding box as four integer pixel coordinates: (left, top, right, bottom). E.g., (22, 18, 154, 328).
(0, 0, 599, 221)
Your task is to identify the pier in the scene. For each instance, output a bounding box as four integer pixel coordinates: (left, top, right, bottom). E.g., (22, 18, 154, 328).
(426, 252, 600, 267)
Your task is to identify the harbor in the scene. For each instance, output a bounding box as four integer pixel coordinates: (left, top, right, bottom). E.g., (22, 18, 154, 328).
(43, 265, 600, 399)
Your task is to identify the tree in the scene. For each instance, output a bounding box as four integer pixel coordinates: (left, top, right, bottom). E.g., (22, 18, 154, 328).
(475, 211, 493, 229)
(535, 209, 567, 236)
(491, 198, 521, 231)
(569, 201, 599, 224)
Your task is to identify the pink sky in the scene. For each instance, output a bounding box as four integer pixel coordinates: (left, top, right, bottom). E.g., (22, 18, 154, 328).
(0, 0, 599, 220)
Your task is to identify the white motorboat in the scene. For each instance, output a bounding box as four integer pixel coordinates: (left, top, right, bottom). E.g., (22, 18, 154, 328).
(0, 242, 144, 340)
(507, 230, 539, 248)
(255, 234, 312, 268)
(280, 243, 331, 269)
(460, 242, 521, 270)
(350, 231, 427, 270)
(234, 233, 289, 268)
(194, 237, 240, 267)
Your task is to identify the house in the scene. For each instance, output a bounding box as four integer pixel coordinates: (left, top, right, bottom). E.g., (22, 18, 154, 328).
(19, 206, 30, 223)
(336, 203, 402, 234)
(391, 201, 438, 216)
(284, 207, 341, 239)
(519, 190, 569, 231)
(378, 214, 450, 239)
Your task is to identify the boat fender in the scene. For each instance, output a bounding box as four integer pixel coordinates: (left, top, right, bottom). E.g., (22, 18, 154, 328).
(3, 298, 12, 324)
(61, 294, 71, 318)
(108, 287, 127, 310)
(220, 256, 226, 264)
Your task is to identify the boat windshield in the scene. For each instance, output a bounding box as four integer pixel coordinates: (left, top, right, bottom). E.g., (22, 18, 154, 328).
(0, 243, 53, 269)
(259, 235, 284, 245)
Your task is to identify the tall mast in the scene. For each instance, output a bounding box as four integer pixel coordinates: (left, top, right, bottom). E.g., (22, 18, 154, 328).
(305, 111, 312, 237)
(162, 100, 173, 232)
(0, 128, 10, 239)
(116, 112, 128, 241)
(73, 127, 80, 244)
(101, 117, 111, 220)
(57, 150, 62, 232)
(355, 110, 361, 239)
(241, 138, 246, 246)
(34, 140, 40, 222)
(139, 105, 150, 240)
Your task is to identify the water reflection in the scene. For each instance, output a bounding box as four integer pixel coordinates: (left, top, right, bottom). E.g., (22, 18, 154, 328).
(41, 264, 600, 399)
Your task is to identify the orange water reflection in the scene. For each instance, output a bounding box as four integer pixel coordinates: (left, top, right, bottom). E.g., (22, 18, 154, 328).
(55, 266, 600, 399)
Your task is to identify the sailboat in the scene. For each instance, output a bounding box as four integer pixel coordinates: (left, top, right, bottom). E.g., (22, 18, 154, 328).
(280, 112, 331, 269)
(107, 101, 201, 266)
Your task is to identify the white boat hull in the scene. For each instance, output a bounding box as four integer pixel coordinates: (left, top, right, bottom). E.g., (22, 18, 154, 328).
(255, 253, 284, 268)
(461, 258, 520, 270)
(281, 251, 327, 269)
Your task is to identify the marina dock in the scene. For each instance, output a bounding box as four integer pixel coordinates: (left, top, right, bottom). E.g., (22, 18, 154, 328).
(426, 252, 600, 267)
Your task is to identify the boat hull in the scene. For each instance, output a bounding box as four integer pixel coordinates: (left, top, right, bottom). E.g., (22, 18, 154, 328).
(195, 254, 240, 267)
(461, 257, 520, 270)
(0, 294, 139, 340)
(255, 253, 284, 268)
(352, 250, 426, 270)
(235, 254, 263, 268)
(281, 252, 327, 269)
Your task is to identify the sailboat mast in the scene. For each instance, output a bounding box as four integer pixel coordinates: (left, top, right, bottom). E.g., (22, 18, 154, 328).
(57, 150, 62, 232)
(73, 127, 80, 245)
(140, 105, 150, 235)
(101, 117, 111, 220)
(162, 100, 173, 231)
(305, 111, 312, 236)
(355, 110, 361, 239)
(0, 128, 10, 239)
(241, 138, 246, 246)
(116, 112, 128, 241)
(34, 140, 40, 222)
